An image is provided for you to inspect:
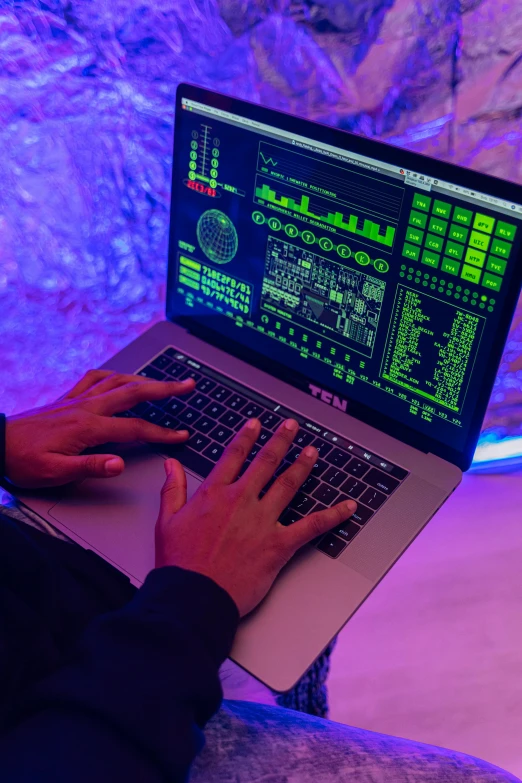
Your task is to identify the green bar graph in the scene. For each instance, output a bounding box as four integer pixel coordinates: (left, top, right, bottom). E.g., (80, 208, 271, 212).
(255, 182, 395, 247)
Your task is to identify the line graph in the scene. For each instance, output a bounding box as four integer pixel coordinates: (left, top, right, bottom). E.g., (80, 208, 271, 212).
(260, 152, 278, 166)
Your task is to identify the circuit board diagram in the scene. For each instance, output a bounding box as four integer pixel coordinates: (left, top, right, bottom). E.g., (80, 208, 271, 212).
(261, 237, 385, 357)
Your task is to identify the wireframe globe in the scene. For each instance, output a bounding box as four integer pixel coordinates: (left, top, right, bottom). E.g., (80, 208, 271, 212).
(197, 209, 238, 264)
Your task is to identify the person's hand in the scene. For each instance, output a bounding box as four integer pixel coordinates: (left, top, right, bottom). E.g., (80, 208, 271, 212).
(5, 369, 196, 489)
(155, 417, 357, 617)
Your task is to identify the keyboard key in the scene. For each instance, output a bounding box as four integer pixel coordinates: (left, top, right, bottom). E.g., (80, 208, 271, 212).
(131, 401, 153, 417)
(312, 483, 339, 505)
(162, 399, 186, 416)
(190, 393, 210, 411)
(158, 415, 179, 429)
(194, 415, 215, 434)
(241, 402, 264, 418)
(346, 459, 370, 478)
(179, 368, 202, 383)
(257, 428, 273, 446)
(322, 466, 347, 488)
(334, 521, 361, 542)
(164, 347, 180, 359)
(350, 504, 373, 525)
(151, 354, 173, 371)
(138, 365, 165, 381)
(220, 410, 244, 429)
(280, 509, 303, 527)
(274, 460, 290, 477)
(209, 385, 232, 403)
(247, 444, 262, 461)
(190, 434, 211, 452)
(210, 424, 234, 444)
(289, 493, 317, 515)
(326, 448, 351, 468)
(202, 443, 225, 462)
(310, 458, 328, 478)
(317, 533, 347, 558)
(204, 401, 226, 419)
(312, 438, 333, 459)
(196, 377, 216, 394)
(143, 406, 164, 424)
(339, 476, 366, 498)
(391, 465, 408, 481)
(294, 430, 315, 448)
(365, 468, 400, 494)
(165, 360, 186, 378)
(164, 446, 214, 479)
(115, 410, 134, 418)
(301, 475, 319, 494)
(227, 394, 247, 410)
(360, 487, 386, 510)
(177, 408, 201, 427)
(287, 447, 301, 462)
(259, 411, 282, 430)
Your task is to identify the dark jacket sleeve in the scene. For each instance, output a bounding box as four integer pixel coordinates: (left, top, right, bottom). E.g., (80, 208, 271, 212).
(0, 565, 240, 783)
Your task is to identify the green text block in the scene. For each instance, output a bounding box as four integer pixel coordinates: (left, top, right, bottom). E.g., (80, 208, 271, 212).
(406, 227, 424, 245)
(453, 207, 473, 226)
(425, 233, 444, 252)
(403, 242, 420, 261)
(445, 240, 464, 260)
(491, 237, 512, 258)
(465, 247, 486, 268)
(473, 213, 495, 234)
(421, 249, 440, 268)
(495, 220, 517, 242)
(486, 256, 507, 276)
(449, 223, 469, 243)
(441, 257, 461, 276)
(482, 272, 502, 291)
(432, 200, 452, 219)
(409, 210, 427, 229)
(428, 216, 448, 236)
(469, 230, 491, 252)
(413, 193, 431, 212)
(461, 264, 481, 284)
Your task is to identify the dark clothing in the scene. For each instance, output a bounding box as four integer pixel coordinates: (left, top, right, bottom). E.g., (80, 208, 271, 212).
(0, 511, 239, 782)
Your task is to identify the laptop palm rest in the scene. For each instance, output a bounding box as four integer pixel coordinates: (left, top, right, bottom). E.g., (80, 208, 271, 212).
(48, 444, 202, 584)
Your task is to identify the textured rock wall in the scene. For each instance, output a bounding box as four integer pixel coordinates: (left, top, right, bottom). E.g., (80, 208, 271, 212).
(1, 0, 521, 452)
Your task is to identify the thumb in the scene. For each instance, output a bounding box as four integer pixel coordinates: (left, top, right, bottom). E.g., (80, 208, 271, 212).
(159, 459, 187, 518)
(48, 453, 125, 484)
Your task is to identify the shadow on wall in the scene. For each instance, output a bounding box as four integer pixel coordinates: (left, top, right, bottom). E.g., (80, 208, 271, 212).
(0, 0, 521, 448)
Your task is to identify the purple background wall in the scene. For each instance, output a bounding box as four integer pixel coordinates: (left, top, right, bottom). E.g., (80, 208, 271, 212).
(1, 0, 522, 461)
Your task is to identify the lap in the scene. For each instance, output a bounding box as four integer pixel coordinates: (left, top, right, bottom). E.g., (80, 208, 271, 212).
(190, 700, 520, 783)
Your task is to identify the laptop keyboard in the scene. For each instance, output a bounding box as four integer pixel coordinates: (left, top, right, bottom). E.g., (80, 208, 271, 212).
(119, 347, 409, 559)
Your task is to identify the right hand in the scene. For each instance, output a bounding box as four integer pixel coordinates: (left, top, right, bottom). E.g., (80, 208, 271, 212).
(155, 417, 357, 617)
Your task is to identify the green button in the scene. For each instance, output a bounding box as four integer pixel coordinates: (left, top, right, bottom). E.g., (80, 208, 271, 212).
(448, 223, 469, 243)
(428, 216, 448, 236)
(486, 256, 507, 276)
(425, 233, 444, 252)
(461, 264, 481, 284)
(469, 230, 491, 252)
(406, 227, 424, 245)
(412, 193, 432, 212)
(482, 272, 502, 292)
(409, 210, 427, 229)
(432, 199, 452, 219)
(465, 247, 486, 268)
(473, 213, 495, 234)
(421, 249, 440, 268)
(491, 237, 512, 258)
(495, 220, 517, 241)
(453, 207, 473, 226)
(441, 257, 460, 276)
(403, 242, 420, 261)
(445, 240, 464, 260)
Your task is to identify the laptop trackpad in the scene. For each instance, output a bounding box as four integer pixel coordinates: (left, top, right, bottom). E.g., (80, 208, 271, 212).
(48, 445, 202, 584)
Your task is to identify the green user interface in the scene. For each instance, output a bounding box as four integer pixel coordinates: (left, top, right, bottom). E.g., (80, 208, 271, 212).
(170, 97, 522, 451)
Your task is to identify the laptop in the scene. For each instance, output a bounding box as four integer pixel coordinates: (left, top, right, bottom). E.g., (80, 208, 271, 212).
(18, 83, 522, 692)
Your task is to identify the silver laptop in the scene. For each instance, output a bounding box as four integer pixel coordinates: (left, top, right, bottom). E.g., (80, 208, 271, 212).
(18, 84, 522, 692)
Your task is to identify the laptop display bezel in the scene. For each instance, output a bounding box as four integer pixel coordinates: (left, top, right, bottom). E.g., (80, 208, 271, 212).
(167, 83, 522, 472)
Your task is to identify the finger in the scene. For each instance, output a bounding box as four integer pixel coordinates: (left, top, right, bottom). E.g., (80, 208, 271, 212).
(61, 370, 114, 400)
(45, 453, 125, 485)
(159, 459, 187, 519)
(91, 416, 191, 445)
(206, 418, 261, 485)
(86, 378, 196, 416)
(241, 418, 299, 495)
(77, 371, 187, 400)
(282, 498, 358, 553)
(261, 445, 318, 515)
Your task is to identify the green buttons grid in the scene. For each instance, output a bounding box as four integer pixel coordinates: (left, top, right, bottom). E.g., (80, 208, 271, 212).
(399, 265, 496, 310)
(404, 193, 517, 293)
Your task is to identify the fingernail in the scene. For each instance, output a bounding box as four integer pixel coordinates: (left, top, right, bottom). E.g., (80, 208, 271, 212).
(345, 500, 357, 513)
(246, 418, 258, 429)
(175, 430, 189, 437)
(284, 418, 298, 431)
(303, 445, 316, 458)
(105, 458, 122, 476)
(164, 459, 174, 476)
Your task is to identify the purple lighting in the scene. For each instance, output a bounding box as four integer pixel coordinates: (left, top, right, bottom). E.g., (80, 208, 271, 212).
(1, 1, 521, 465)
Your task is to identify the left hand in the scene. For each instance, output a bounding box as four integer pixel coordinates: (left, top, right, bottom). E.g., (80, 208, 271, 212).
(4, 369, 196, 489)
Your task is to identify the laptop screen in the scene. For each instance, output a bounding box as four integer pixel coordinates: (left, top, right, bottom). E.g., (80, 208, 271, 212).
(168, 87, 522, 464)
